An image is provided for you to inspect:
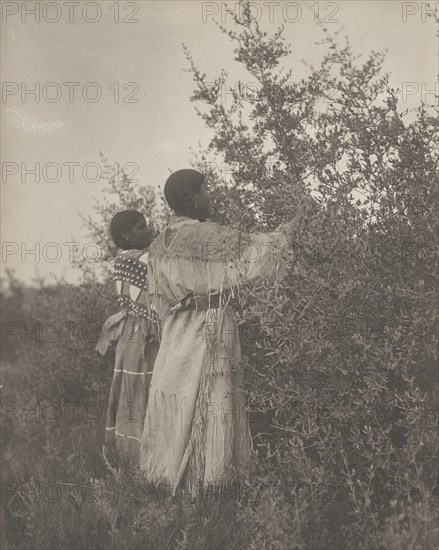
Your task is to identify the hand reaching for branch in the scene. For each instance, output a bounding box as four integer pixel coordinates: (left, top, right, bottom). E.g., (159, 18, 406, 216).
(276, 194, 314, 234)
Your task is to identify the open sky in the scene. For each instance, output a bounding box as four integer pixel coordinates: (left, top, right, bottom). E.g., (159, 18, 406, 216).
(1, 0, 437, 285)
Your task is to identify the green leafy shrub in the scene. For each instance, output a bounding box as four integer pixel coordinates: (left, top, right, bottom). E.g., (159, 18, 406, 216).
(183, 3, 438, 547)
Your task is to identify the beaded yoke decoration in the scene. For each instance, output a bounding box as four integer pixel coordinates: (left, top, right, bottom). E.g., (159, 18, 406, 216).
(112, 250, 150, 317)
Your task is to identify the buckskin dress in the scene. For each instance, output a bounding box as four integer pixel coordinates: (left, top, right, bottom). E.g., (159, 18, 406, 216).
(139, 217, 287, 495)
(96, 249, 160, 468)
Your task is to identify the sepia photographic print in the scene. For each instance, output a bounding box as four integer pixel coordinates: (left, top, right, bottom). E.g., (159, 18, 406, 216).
(1, 1, 438, 549)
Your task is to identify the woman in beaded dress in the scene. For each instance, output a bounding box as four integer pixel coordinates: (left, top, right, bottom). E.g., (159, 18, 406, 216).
(139, 169, 308, 496)
(96, 210, 159, 469)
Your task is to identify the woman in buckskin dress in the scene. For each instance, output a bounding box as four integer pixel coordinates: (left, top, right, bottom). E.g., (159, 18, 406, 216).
(139, 169, 308, 496)
(96, 210, 159, 469)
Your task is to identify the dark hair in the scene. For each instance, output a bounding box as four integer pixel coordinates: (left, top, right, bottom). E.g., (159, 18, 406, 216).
(164, 169, 204, 218)
(109, 210, 144, 250)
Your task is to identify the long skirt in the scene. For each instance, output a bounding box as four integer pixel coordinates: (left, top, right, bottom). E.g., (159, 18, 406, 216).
(139, 305, 252, 495)
(104, 315, 159, 468)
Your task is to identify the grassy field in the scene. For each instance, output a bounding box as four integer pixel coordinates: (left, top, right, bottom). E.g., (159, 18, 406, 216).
(1, 356, 437, 550)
